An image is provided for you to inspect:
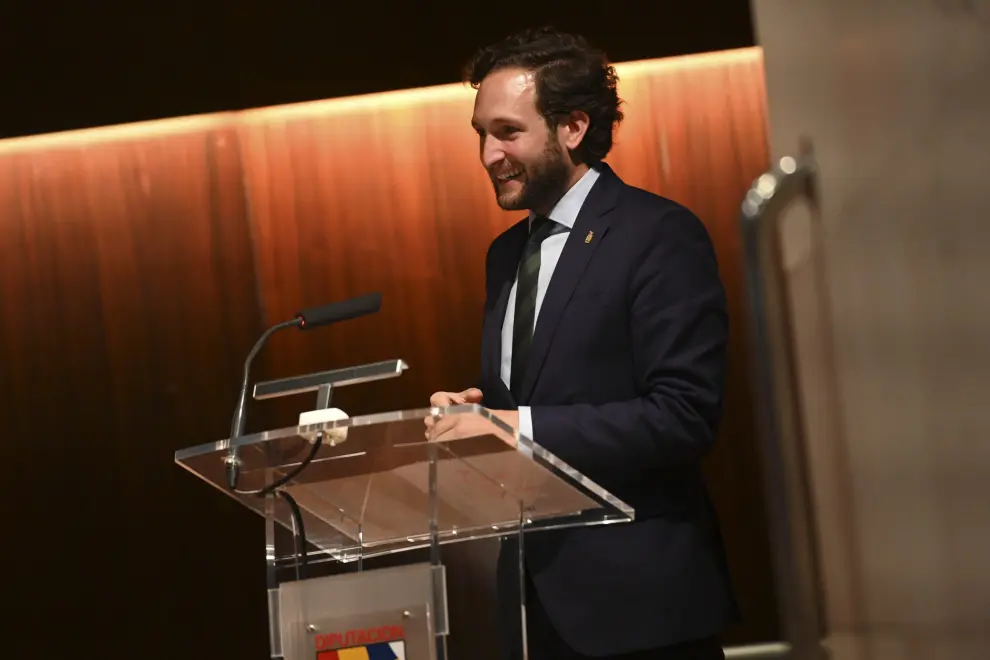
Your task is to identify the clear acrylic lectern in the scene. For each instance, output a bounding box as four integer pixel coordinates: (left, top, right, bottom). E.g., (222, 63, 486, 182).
(175, 387, 634, 660)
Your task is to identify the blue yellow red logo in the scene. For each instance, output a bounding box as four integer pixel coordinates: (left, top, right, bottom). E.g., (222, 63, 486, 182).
(317, 641, 405, 660)
(314, 624, 405, 659)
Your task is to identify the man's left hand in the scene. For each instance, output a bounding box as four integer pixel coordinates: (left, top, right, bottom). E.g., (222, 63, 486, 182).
(424, 409, 519, 447)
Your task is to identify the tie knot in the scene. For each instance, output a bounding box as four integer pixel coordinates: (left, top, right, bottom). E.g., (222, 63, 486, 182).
(528, 216, 560, 244)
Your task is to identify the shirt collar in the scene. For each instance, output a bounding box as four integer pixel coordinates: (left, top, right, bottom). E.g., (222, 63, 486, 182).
(528, 165, 601, 230)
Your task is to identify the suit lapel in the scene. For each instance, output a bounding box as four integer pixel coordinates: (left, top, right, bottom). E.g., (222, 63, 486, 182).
(482, 220, 528, 404)
(517, 167, 621, 402)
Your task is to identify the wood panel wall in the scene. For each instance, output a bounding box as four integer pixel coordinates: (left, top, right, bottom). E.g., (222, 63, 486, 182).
(0, 47, 774, 659)
(0, 117, 269, 658)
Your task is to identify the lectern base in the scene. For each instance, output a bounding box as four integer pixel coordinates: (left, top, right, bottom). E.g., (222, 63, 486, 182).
(273, 562, 447, 660)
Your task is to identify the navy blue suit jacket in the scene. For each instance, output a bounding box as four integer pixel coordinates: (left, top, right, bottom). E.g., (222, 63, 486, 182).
(479, 164, 740, 656)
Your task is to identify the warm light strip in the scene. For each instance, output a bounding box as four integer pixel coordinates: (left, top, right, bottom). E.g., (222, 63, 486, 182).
(0, 113, 238, 154)
(0, 47, 762, 152)
(238, 81, 476, 122)
(238, 46, 763, 123)
(616, 46, 760, 77)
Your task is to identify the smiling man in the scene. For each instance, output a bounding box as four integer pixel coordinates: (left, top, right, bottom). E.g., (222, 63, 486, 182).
(429, 27, 739, 660)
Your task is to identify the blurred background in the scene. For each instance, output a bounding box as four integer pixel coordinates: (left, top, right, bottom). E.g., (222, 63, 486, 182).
(1, 1, 987, 658)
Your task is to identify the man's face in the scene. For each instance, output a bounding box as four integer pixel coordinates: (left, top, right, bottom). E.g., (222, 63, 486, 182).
(471, 68, 571, 212)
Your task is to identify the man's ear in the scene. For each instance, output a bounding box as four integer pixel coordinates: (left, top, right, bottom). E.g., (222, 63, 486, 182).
(558, 110, 591, 151)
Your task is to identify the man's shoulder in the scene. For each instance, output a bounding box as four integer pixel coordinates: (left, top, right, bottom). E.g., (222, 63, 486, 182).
(616, 179, 693, 218)
(612, 181, 711, 244)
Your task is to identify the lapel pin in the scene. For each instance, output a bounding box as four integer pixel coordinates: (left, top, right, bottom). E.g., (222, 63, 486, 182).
(585, 230, 594, 244)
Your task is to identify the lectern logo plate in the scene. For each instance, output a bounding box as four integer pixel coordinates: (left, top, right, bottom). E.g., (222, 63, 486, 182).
(314, 624, 406, 660)
(317, 640, 406, 660)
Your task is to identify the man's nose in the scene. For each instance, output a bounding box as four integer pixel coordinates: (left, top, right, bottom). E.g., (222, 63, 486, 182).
(481, 136, 505, 169)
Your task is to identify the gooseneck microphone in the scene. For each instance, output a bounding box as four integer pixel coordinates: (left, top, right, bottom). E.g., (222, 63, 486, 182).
(296, 292, 383, 329)
(224, 292, 382, 490)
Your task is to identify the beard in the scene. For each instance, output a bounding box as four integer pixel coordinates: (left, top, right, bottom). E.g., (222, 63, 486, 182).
(490, 138, 571, 212)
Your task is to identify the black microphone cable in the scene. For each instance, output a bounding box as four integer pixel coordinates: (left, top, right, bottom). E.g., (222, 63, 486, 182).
(222, 292, 382, 579)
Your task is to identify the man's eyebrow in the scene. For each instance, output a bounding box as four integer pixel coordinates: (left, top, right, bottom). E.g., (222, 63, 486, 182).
(473, 117, 524, 130)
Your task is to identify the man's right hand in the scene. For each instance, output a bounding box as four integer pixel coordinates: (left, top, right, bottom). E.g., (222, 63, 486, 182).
(429, 388, 484, 407)
(426, 388, 485, 441)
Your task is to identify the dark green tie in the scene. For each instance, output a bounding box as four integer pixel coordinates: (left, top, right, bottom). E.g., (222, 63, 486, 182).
(510, 217, 567, 399)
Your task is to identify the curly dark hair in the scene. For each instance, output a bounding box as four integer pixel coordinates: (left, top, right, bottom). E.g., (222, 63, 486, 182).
(463, 27, 624, 164)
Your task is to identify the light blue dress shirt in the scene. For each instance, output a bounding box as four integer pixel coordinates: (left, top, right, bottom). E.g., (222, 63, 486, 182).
(500, 166, 601, 452)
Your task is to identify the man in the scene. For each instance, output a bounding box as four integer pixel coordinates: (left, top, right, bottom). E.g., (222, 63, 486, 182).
(429, 27, 739, 659)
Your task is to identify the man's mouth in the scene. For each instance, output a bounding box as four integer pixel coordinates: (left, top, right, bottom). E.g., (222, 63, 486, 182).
(495, 170, 522, 182)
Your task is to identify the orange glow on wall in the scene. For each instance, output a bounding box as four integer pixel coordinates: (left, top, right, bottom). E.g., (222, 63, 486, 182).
(0, 113, 236, 153)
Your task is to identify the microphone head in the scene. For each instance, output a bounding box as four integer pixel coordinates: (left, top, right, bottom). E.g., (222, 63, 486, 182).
(296, 292, 382, 330)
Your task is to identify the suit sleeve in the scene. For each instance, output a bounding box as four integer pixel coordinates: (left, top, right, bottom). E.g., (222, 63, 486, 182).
(528, 209, 728, 484)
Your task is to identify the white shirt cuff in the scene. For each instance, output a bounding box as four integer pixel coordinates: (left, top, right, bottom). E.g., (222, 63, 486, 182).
(517, 406, 533, 458)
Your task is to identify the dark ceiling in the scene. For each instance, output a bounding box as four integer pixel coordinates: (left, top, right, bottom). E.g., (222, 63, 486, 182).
(1, 0, 755, 139)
